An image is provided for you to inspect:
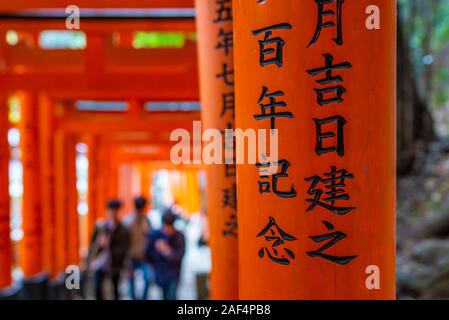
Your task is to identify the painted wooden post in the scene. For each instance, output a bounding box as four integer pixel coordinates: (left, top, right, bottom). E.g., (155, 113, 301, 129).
(66, 134, 80, 266)
(20, 93, 44, 277)
(52, 132, 79, 269)
(140, 163, 152, 201)
(186, 171, 201, 215)
(38, 94, 57, 277)
(0, 95, 12, 289)
(195, 0, 239, 299)
(86, 135, 109, 235)
(233, 0, 396, 299)
(106, 144, 120, 202)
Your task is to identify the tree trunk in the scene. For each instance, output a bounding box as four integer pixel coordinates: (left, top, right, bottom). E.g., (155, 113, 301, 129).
(397, 14, 436, 175)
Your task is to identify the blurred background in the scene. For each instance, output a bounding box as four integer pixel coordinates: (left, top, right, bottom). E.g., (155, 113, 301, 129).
(0, 0, 449, 300)
(397, 0, 449, 299)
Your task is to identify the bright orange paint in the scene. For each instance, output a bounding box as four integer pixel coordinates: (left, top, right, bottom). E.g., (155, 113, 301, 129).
(38, 94, 57, 277)
(0, 0, 194, 12)
(234, 0, 396, 299)
(0, 95, 12, 289)
(19, 92, 44, 277)
(53, 131, 69, 276)
(139, 163, 153, 201)
(66, 135, 80, 266)
(95, 140, 108, 221)
(85, 135, 99, 239)
(195, 0, 238, 299)
(185, 171, 201, 215)
(118, 163, 134, 216)
(0, 29, 199, 100)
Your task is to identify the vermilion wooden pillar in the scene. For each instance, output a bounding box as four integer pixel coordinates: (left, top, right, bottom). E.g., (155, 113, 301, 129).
(66, 135, 80, 266)
(234, 0, 396, 299)
(185, 171, 200, 214)
(38, 94, 56, 277)
(103, 143, 120, 216)
(20, 93, 44, 277)
(0, 95, 12, 289)
(54, 131, 68, 274)
(195, 0, 238, 299)
(85, 135, 99, 241)
(94, 138, 107, 221)
(106, 144, 119, 201)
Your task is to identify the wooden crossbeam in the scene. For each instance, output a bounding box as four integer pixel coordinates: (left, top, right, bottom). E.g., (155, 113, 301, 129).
(0, 26, 198, 99)
(0, 1, 194, 12)
(0, 74, 199, 99)
(0, 17, 196, 32)
(54, 107, 199, 133)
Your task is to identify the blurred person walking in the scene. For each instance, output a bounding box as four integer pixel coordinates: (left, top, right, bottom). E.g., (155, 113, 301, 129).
(146, 210, 185, 300)
(125, 196, 153, 300)
(87, 199, 130, 300)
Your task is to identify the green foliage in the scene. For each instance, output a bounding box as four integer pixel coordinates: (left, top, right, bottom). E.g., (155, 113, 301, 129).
(433, 2, 449, 51)
(434, 69, 449, 108)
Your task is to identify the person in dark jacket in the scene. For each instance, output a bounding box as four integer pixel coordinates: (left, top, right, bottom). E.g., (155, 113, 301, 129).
(125, 196, 152, 300)
(87, 199, 130, 300)
(146, 211, 185, 300)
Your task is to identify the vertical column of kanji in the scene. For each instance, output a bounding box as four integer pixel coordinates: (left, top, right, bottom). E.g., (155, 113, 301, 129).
(118, 163, 133, 217)
(38, 95, 57, 277)
(195, 0, 238, 299)
(66, 134, 80, 266)
(0, 95, 12, 289)
(234, 0, 396, 299)
(140, 163, 152, 201)
(85, 135, 99, 241)
(107, 145, 119, 201)
(20, 93, 44, 278)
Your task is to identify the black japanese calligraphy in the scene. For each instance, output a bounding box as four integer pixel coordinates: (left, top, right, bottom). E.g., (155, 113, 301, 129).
(314, 115, 346, 157)
(223, 213, 238, 238)
(221, 92, 235, 118)
(213, 0, 233, 24)
(252, 23, 292, 68)
(256, 160, 297, 198)
(225, 163, 236, 178)
(253, 86, 294, 130)
(305, 166, 355, 215)
(216, 28, 233, 56)
(216, 63, 234, 87)
(307, 53, 352, 106)
(308, 0, 344, 47)
(222, 184, 237, 210)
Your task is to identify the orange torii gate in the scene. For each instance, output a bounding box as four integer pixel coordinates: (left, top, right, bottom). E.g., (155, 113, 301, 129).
(0, 7, 201, 294)
(233, 0, 396, 299)
(33, 96, 199, 282)
(0, 95, 12, 290)
(195, 0, 238, 299)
